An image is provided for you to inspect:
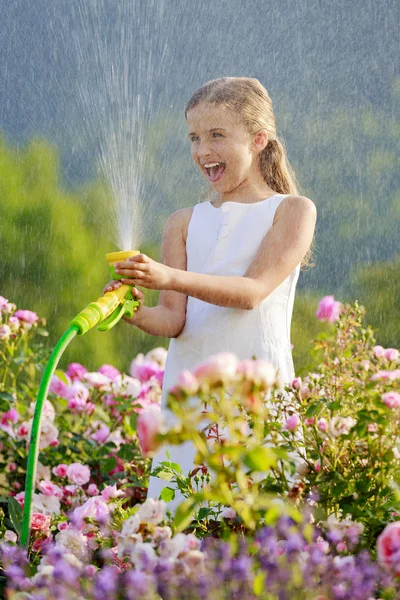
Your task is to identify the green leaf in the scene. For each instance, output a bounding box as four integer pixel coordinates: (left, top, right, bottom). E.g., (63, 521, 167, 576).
(0, 392, 14, 411)
(35, 327, 49, 337)
(117, 445, 136, 461)
(8, 496, 23, 535)
(160, 487, 175, 502)
(160, 461, 182, 473)
(101, 457, 117, 473)
(243, 447, 277, 471)
(305, 402, 322, 418)
(198, 507, 213, 520)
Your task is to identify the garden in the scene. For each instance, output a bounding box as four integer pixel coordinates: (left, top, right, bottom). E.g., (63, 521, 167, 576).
(1, 293, 400, 599)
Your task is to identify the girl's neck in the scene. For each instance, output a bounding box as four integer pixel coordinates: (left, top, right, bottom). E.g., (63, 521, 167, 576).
(214, 178, 276, 206)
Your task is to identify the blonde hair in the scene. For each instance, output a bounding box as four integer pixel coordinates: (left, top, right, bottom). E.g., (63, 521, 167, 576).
(185, 77, 315, 270)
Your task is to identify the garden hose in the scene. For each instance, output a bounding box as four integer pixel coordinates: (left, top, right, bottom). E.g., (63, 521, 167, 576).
(20, 251, 140, 547)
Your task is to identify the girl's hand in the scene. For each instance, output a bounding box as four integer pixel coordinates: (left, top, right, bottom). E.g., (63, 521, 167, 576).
(114, 253, 173, 290)
(103, 280, 146, 325)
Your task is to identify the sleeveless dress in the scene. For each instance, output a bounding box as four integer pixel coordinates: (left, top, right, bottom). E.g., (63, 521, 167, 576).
(147, 194, 301, 508)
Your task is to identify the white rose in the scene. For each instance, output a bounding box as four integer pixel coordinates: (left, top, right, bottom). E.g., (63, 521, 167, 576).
(33, 493, 61, 516)
(113, 375, 141, 398)
(145, 347, 168, 368)
(130, 542, 157, 571)
(55, 529, 88, 560)
(137, 498, 165, 525)
(328, 416, 357, 438)
(121, 513, 141, 537)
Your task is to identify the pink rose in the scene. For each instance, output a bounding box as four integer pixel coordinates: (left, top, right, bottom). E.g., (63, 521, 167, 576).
(377, 521, 400, 575)
(39, 480, 63, 498)
(66, 462, 91, 486)
(91, 422, 110, 444)
(137, 405, 164, 457)
(84, 372, 112, 389)
(49, 375, 69, 399)
(52, 464, 68, 478)
(285, 414, 300, 431)
(86, 483, 99, 496)
(221, 507, 237, 519)
(384, 348, 399, 362)
(237, 359, 276, 389)
(0, 296, 9, 310)
(66, 362, 88, 381)
(176, 370, 199, 396)
(98, 364, 121, 381)
(193, 352, 239, 387)
(14, 309, 39, 325)
(71, 496, 110, 527)
(317, 419, 328, 432)
(373, 345, 386, 358)
(372, 370, 400, 382)
(1, 408, 18, 425)
(382, 391, 400, 409)
(101, 484, 124, 502)
(291, 377, 302, 390)
(315, 296, 342, 323)
(14, 492, 25, 508)
(31, 512, 51, 532)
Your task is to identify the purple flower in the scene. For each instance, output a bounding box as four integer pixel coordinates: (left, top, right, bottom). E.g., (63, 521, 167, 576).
(14, 309, 39, 325)
(66, 362, 88, 381)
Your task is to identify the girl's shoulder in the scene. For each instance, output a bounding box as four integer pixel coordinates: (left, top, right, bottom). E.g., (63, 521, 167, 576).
(273, 194, 316, 225)
(166, 206, 195, 243)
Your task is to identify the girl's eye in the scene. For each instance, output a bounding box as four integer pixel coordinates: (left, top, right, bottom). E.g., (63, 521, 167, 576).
(190, 136, 199, 143)
(212, 132, 223, 138)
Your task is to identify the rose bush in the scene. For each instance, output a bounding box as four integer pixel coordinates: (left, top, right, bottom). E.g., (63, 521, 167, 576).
(1, 294, 400, 598)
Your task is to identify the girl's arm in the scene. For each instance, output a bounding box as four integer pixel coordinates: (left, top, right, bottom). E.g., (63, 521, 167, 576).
(170, 196, 316, 309)
(117, 196, 316, 311)
(125, 208, 191, 338)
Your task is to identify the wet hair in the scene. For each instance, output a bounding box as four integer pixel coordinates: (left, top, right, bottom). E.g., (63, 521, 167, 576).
(185, 77, 315, 269)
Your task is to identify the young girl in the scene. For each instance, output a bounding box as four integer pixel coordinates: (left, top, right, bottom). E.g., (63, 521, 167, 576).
(105, 77, 317, 508)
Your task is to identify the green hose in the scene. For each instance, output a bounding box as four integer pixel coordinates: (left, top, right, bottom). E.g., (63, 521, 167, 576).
(20, 325, 79, 547)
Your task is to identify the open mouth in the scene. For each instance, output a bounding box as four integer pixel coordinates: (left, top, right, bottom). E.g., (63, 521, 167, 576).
(203, 162, 226, 183)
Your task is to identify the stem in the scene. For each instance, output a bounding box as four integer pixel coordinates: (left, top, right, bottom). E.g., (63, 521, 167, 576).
(20, 325, 79, 548)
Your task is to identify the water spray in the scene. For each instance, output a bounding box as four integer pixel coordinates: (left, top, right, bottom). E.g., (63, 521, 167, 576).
(20, 251, 140, 547)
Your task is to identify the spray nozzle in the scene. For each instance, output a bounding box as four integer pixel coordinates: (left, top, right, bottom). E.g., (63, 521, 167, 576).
(70, 251, 141, 335)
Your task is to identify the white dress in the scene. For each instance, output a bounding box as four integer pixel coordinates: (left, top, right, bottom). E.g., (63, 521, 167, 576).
(147, 194, 301, 508)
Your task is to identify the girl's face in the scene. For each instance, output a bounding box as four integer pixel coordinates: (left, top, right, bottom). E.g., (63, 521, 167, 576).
(187, 101, 266, 194)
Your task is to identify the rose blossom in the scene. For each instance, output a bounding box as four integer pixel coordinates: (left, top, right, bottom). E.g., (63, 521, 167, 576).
(113, 375, 141, 398)
(91, 422, 110, 444)
(285, 414, 300, 431)
(377, 521, 400, 575)
(317, 418, 328, 432)
(237, 359, 276, 390)
(66, 362, 88, 381)
(176, 369, 199, 396)
(31, 513, 51, 532)
(71, 496, 110, 527)
(39, 480, 63, 498)
(145, 347, 168, 368)
(0, 295, 8, 310)
(49, 375, 69, 399)
(14, 309, 39, 327)
(193, 352, 240, 387)
(0, 324, 11, 340)
(66, 462, 91, 486)
(384, 348, 399, 362)
(4, 530, 17, 543)
(373, 345, 385, 358)
(83, 372, 112, 390)
(291, 377, 302, 390)
(315, 295, 342, 323)
(101, 484, 124, 502)
(137, 405, 164, 457)
(138, 498, 166, 525)
(86, 483, 99, 496)
(328, 416, 356, 438)
(381, 391, 400, 409)
(52, 464, 68, 478)
(99, 364, 121, 381)
(221, 507, 237, 519)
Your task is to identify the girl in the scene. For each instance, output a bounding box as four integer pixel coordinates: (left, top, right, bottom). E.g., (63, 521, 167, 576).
(105, 77, 317, 508)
